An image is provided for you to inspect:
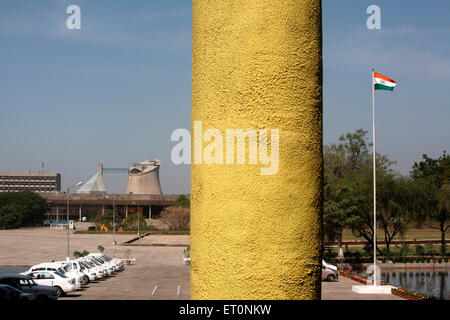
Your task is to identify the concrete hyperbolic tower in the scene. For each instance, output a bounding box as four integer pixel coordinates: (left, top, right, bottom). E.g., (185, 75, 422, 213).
(125, 159, 163, 195)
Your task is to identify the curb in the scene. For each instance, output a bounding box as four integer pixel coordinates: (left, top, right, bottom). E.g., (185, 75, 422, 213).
(120, 232, 189, 247)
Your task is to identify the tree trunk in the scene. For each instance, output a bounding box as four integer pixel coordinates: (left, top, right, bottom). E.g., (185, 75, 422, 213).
(385, 241, 390, 261)
(440, 223, 446, 257)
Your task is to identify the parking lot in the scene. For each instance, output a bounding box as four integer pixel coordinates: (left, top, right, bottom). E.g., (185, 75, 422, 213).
(0, 228, 190, 299)
(0, 228, 403, 300)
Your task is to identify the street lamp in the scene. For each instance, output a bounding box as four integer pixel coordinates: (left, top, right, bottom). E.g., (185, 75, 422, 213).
(105, 196, 116, 245)
(67, 181, 83, 261)
(132, 201, 140, 237)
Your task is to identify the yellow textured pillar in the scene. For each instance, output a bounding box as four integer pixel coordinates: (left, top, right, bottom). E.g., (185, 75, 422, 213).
(191, 0, 323, 299)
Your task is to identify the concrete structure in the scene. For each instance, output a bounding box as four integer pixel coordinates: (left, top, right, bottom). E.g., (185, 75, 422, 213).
(0, 171, 61, 193)
(125, 159, 162, 195)
(191, 0, 323, 299)
(42, 193, 178, 222)
(352, 285, 394, 295)
(77, 163, 107, 194)
(322, 277, 403, 300)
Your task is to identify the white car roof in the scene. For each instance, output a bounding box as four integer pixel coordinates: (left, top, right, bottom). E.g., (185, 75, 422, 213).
(32, 262, 64, 268)
(57, 260, 80, 264)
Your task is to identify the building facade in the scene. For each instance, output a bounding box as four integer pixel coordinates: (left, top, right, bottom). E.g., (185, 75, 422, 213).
(0, 171, 61, 193)
(42, 193, 178, 222)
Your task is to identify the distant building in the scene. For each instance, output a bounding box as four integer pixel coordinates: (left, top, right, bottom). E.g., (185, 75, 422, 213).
(0, 171, 61, 193)
(125, 159, 163, 195)
(77, 163, 107, 194)
(42, 193, 177, 221)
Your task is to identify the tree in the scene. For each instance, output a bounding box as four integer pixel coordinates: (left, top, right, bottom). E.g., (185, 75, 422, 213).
(323, 130, 370, 254)
(93, 210, 114, 230)
(338, 128, 371, 171)
(174, 194, 190, 207)
(123, 213, 149, 231)
(411, 152, 449, 188)
(376, 174, 419, 259)
(411, 152, 450, 256)
(323, 168, 357, 252)
(0, 192, 49, 229)
(0, 205, 22, 229)
(88, 209, 99, 223)
(324, 129, 379, 255)
(344, 151, 397, 256)
(159, 206, 190, 231)
(346, 167, 378, 254)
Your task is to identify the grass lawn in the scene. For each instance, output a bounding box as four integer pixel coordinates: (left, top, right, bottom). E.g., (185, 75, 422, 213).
(341, 226, 448, 242)
(74, 230, 190, 235)
(325, 244, 448, 258)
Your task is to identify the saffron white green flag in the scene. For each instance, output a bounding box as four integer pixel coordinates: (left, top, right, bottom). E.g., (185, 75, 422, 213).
(374, 72, 397, 91)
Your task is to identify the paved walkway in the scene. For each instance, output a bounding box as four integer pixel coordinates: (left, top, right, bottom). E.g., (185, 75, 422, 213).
(127, 234, 190, 246)
(322, 276, 403, 300)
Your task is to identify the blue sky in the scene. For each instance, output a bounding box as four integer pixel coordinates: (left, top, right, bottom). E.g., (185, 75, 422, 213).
(0, 1, 449, 194)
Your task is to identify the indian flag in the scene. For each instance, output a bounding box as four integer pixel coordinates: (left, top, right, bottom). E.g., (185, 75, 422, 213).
(374, 72, 397, 91)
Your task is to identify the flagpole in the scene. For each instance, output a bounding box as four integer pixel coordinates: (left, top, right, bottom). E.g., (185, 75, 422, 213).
(372, 68, 377, 287)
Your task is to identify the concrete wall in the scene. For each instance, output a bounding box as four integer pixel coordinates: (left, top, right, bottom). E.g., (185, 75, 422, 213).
(191, 0, 323, 299)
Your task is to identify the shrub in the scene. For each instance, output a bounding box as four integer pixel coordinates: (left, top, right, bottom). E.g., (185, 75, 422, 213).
(425, 243, 434, 255)
(159, 206, 190, 231)
(184, 246, 190, 259)
(88, 209, 99, 223)
(74, 250, 89, 258)
(362, 243, 373, 257)
(323, 247, 337, 260)
(399, 243, 409, 259)
(415, 245, 425, 256)
(93, 210, 114, 230)
(97, 245, 104, 253)
(123, 214, 154, 231)
(174, 195, 190, 208)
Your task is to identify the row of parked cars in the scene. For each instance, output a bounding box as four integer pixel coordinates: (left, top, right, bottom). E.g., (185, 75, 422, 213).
(0, 253, 124, 300)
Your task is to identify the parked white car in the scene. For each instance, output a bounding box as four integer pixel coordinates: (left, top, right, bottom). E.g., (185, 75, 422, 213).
(90, 253, 124, 271)
(57, 260, 90, 285)
(322, 260, 337, 271)
(77, 260, 98, 281)
(78, 259, 105, 279)
(88, 256, 116, 275)
(84, 257, 113, 276)
(24, 262, 82, 290)
(24, 263, 66, 276)
(28, 271, 76, 297)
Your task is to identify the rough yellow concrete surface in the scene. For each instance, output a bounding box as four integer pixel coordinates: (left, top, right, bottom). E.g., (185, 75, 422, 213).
(191, 0, 323, 299)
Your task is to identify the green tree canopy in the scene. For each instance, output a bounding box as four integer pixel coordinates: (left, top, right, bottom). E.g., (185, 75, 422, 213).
(411, 151, 450, 256)
(174, 194, 190, 208)
(0, 192, 49, 229)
